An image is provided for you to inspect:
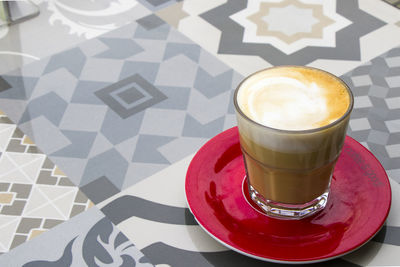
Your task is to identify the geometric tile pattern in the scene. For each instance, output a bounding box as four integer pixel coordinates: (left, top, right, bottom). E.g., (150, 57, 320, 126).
(200, 0, 383, 64)
(99, 154, 383, 267)
(0, 208, 153, 266)
(137, 0, 183, 11)
(342, 46, 400, 183)
(0, 0, 399, 265)
(0, 17, 243, 196)
(98, 155, 400, 267)
(162, 0, 400, 77)
(0, 113, 93, 254)
(6, 128, 40, 154)
(95, 74, 167, 119)
(231, 0, 347, 54)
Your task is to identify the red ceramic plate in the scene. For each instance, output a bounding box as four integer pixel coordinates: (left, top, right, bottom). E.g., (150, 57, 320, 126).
(185, 127, 391, 264)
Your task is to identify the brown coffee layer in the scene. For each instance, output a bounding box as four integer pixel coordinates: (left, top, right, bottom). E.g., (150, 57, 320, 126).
(238, 116, 349, 204)
(244, 151, 335, 204)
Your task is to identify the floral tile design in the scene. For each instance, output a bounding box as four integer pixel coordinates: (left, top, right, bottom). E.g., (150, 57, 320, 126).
(0, 0, 151, 74)
(0, 112, 93, 254)
(0, 207, 153, 267)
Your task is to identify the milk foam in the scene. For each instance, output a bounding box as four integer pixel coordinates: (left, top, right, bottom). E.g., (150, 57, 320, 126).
(237, 68, 349, 131)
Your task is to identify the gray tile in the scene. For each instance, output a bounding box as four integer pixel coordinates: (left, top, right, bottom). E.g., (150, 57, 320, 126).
(70, 205, 86, 217)
(80, 58, 123, 82)
(158, 137, 207, 163)
(49, 157, 87, 187)
(182, 115, 225, 138)
(0, 183, 10, 191)
(152, 86, 190, 110)
(140, 109, 186, 136)
(59, 104, 108, 132)
(6, 140, 26, 153)
(163, 43, 201, 62)
(132, 135, 175, 164)
(10, 235, 27, 249)
(1, 200, 26, 215)
(134, 23, 170, 40)
(51, 130, 97, 159)
(32, 69, 78, 103)
(137, 0, 178, 11)
(96, 38, 144, 59)
(352, 75, 373, 87)
(19, 92, 68, 125)
(0, 77, 11, 92)
(100, 109, 144, 145)
(43, 219, 63, 229)
(368, 85, 389, 98)
(16, 218, 41, 234)
(117, 86, 146, 104)
(70, 81, 109, 105)
(95, 74, 167, 119)
(155, 54, 198, 87)
(119, 61, 160, 84)
(81, 149, 129, 189)
(80, 176, 120, 204)
(43, 47, 86, 78)
(0, 75, 38, 100)
(10, 184, 32, 198)
(367, 130, 390, 145)
(137, 14, 166, 30)
(194, 69, 234, 98)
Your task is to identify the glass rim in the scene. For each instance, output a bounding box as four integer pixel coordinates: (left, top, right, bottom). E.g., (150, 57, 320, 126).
(233, 65, 354, 134)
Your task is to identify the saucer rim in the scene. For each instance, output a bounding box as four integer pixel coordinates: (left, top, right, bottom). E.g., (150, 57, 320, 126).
(185, 127, 391, 263)
(186, 199, 384, 264)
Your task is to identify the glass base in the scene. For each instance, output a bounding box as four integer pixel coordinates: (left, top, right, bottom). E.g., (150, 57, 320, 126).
(248, 184, 329, 220)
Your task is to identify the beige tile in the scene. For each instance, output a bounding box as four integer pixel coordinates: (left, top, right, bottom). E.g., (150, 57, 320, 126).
(0, 193, 13, 205)
(28, 229, 45, 240)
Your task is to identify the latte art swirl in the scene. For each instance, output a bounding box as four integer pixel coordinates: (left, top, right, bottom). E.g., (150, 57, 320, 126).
(237, 67, 350, 131)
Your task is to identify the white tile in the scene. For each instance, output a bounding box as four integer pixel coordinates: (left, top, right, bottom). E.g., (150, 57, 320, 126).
(350, 118, 371, 131)
(354, 95, 373, 108)
(385, 97, 400, 109)
(351, 75, 372, 87)
(385, 120, 400, 133)
(386, 144, 400, 158)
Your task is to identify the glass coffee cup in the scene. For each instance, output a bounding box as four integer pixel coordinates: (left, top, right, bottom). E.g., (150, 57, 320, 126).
(234, 66, 354, 219)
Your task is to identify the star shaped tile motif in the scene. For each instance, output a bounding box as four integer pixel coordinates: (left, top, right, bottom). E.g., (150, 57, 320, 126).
(201, 0, 386, 64)
(230, 0, 351, 54)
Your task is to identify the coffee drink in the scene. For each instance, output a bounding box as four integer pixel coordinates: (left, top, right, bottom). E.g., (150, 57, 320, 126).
(234, 66, 353, 219)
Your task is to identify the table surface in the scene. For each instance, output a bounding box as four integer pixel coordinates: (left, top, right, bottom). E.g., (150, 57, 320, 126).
(0, 0, 399, 266)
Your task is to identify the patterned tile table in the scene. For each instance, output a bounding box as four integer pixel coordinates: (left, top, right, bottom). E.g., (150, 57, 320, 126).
(0, 0, 399, 266)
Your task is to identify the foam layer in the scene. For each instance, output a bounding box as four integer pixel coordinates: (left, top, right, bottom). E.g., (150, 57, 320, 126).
(237, 67, 350, 131)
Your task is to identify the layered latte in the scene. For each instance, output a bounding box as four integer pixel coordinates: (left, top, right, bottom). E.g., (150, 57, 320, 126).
(234, 66, 353, 218)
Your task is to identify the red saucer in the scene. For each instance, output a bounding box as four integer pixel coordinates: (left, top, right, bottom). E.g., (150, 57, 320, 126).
(185, 127, 391, 264)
